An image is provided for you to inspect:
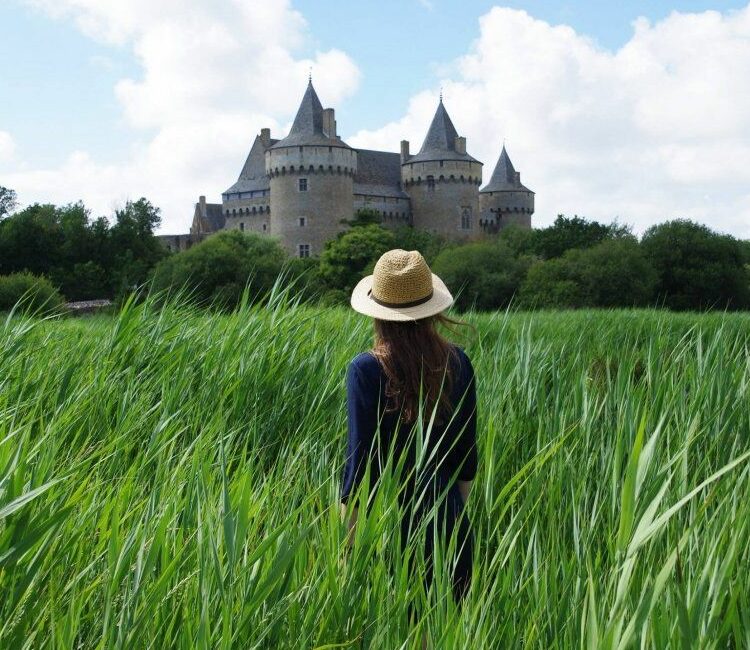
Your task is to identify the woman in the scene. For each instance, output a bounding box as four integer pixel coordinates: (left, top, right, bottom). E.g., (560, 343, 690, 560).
(340, 248, 478, 607)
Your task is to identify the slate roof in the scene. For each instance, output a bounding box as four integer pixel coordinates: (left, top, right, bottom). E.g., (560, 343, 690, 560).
(223, 134, 277, 195)
(480, 145, 533, 193)
(271, 81, 352, 149)
(353, 149, 408, 198)
(407, 100, 479, 164)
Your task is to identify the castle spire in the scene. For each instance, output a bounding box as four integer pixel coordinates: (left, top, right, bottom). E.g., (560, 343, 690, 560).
(271, 80, 351, 149)
(407, 98, 478, 163)
(481, 144, 531, 193)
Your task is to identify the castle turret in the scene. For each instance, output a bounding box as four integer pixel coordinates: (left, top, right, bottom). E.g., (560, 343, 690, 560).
(401, 98, 482, 237)
(267, 80, 357, 257)
(479, 145, 534, 232)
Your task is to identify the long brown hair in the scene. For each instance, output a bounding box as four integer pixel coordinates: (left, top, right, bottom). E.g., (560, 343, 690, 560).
(372, 313, 466, 424)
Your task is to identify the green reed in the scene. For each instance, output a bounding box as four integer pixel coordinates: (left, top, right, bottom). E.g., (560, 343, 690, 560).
(1, 292, 749, 648)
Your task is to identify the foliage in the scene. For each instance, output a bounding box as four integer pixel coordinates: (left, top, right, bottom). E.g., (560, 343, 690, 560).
(520, 238, 657, 308)
(0, 198, 166, 301)
(391, 226, 448, 264)
(641, 219, 750, 310)
(319, 224, 395, 294)
(0, 272, 64, 313)
(533, 214, 632, 259)
(0, 186, 17, 219)
(431, 238, 531, 311)
(150, 230, 286, 308)
(0, 302, 749, 647)
(340, 207, 383, 228)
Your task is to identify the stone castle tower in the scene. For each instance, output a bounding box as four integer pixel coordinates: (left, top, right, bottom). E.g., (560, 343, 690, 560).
(160, 81, 534, 255)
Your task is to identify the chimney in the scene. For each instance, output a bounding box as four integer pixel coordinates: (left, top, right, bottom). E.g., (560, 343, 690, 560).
(322, 108, 336, 138)
(260, 128, 271, 148)
(199, 195, 206, 216)
(400, 140, 410, 164)
(455, 136, 466, 154)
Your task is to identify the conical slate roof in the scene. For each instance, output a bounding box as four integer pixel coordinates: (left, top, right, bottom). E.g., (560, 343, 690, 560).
(480, 145, 532, 193)
(271, 80, 350, 149)
(406, 99, 479, 164)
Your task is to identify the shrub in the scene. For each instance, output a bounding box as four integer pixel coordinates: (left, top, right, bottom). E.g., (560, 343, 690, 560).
(150, 230, 286, 308)
(431, 239, 531, 311)
(318, 225, 395, 294)
(520, 238, 656, 309)
(641, 220, 750, 310)
(0, 272, 64, 313)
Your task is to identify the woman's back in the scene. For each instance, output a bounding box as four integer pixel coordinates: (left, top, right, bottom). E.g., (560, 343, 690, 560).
(340, 343, 477, 507)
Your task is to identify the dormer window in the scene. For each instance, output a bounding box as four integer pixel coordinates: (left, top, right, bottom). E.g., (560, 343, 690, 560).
(298, 178, 308, 192)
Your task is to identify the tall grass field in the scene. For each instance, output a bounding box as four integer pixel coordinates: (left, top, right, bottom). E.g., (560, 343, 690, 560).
(1, 294, 749, 648)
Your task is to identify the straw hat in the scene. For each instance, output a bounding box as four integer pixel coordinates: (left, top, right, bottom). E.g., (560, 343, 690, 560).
(350, 249, 453, 321)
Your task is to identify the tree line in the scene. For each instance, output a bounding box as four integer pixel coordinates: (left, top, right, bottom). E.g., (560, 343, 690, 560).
(1, 187, 749, 313)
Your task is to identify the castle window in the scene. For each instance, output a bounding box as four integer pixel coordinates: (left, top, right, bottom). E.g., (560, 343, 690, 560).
(298, 178, 308, 192)
(239, 222, 245, 232)
(299, 217, 306, 227)
(262, 224, 267, 232)
(461, 206, 472, 230)
(232, 209, 237, 216)
(427, 175, 435, 191)
(298, 244, 311, 258)
(440, 160, 444, 168)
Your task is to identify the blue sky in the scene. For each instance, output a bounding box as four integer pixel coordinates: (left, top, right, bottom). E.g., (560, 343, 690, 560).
(1, 0, 749, 236)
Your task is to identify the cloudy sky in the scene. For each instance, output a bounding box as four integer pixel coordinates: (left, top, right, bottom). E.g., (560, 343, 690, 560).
(1, 0, 749, 237)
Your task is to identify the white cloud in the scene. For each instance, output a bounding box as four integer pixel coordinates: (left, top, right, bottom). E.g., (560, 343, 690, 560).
(348, 6, 750, 237)
(0, 131, 16, 164)
(11, 0, 361, 232)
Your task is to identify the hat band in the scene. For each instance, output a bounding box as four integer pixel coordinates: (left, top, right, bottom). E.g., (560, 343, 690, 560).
(368, 288, 434, 309)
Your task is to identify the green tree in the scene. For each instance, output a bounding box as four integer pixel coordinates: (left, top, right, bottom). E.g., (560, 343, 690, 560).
(0, 203, 63, 276)
(533, 214, 631, 259)
(0, 186, 17, 219)
(318, 224, 395, 294)
(431, 239, 531, 311)
(109, 198, 167, 296)
(340, 207, 383, 228)
(520, 238, 656, 309)
(151, 230, 286, 308)
(391, 226, 447, 264)
(641, 220, 749, 310)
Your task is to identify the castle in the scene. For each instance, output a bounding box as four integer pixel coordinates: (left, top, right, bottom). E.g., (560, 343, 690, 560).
(159, 80, 534, 257)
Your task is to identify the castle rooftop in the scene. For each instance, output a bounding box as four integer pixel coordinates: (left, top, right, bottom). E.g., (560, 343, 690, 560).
(480, 145, 532, 193)
(271, 80, 352, 149)
(407, 99, 479, 164)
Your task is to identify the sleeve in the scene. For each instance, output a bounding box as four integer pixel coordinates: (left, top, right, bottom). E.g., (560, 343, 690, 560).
(340, 359, 379, 504)
(450, 351, 478, 481)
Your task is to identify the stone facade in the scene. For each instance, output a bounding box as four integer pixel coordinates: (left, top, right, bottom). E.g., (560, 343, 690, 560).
(159, 81, 534, 256)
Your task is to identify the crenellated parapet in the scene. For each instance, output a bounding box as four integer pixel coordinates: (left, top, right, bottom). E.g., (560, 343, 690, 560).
(266, 145, 357, 179)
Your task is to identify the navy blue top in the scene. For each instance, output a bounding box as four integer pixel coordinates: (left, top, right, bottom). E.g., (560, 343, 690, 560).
(340, 345, 478, 505)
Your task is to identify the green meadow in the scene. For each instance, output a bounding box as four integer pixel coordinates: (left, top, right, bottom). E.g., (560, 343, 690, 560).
(1, 295, 749, 648)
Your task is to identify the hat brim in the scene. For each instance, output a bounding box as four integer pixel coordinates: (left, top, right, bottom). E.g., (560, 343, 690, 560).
(350, 273, 453, 321)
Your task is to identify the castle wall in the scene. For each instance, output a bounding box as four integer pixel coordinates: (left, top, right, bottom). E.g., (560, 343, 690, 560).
(353, 194, 411, 229)
(402, 159, 482, 237)
(223, 194, 271, 235)
(267, 145, 356, 256)
(479, 190, 534, 232)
